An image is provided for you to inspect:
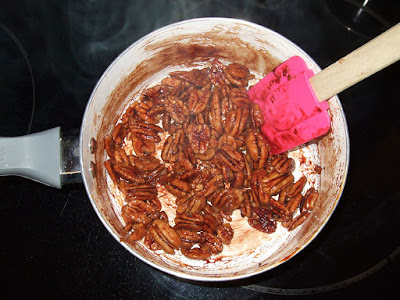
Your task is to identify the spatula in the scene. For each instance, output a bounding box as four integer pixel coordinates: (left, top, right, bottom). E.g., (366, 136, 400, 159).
(248, 22, 400, 155)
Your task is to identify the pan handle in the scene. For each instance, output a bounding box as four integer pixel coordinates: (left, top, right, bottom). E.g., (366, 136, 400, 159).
(0, 127, 81, 188)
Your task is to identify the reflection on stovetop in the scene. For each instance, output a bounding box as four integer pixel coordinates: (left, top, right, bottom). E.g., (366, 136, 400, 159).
(1, 0, 399, 298)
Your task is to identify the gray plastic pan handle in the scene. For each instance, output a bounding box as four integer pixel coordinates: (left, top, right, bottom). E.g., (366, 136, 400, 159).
(0, 127, 62, 188)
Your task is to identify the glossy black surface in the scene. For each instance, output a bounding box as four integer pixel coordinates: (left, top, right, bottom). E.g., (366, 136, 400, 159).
(1, 1, 399, 299)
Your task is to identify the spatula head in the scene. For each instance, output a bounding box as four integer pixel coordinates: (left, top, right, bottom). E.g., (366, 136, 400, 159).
(248, 56, 331, 155)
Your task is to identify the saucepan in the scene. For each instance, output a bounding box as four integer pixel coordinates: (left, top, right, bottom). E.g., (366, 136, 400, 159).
(0, 18, 349, 281)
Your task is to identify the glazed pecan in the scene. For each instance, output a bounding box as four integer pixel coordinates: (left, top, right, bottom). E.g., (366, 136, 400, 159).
(248, 206, 277, 234)
(113, 164, 146, 184)
(165, 96, 189, 124)
(170, 68, 210, 88)
(229, 86, 251, 105)
(225, 64, 249, 87)
(216, 223, 234, 245)
(126, 222, 148, 241)
(224, 106, 249, 137)
(188, 84, 211, 115)
(250, 103, 265, 129)
(130, 134, 156, 157)
(186, 123, 211, 155)
(289, 211, 311, 231)
(174, 212, 205, 232)
(121, 200, 158, 225)
(181, 244, 212, 260)
(301, 188, 319, 212)
(246, 130, 269, 168)
(131, 155, 161, 171)
(216, 144, 245, 172)
(150, 219, 182, 254)
(211, 188, 244, 216)
(269, 155, 295, 174)
(176, 195, 206, 214)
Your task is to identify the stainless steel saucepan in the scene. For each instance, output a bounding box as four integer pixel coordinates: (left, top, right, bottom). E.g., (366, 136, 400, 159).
(0, 18, 349, 281)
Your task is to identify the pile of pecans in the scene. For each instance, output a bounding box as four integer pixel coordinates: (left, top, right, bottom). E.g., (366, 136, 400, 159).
(104, 59, 319, 260)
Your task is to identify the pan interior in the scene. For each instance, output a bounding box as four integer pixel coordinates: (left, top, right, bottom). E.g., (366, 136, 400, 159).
(80, 18, 349, 281)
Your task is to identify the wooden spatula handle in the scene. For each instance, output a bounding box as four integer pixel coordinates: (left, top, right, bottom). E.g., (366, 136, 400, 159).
(310, 22, 400, 102)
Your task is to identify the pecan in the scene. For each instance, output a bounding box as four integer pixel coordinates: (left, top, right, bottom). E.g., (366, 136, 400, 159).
(301, 188, 319, 212)
(114, 148, 131, 165)
(135, 100, 164, 124)
(161, 133, 180, 163)
(233, 170, 245, 188)
(176, 195, 206, 214)
(104, 160, 119, 184)
(126, 223, 148, 242)
(174, 213, 205, 232)
(286, 193, 303, 216)
(121, 182, 158, 200)
(161, 76, 187, 90)
(224, 107, 249, 136)
(181, 244, 212, 260)
(229, 86, 251, 105)
(250, 103, 265, 129)
(170, 68, 210, 87)
(201, 231, 224, 254)
(225, 69, 248, 87)
(131, 155, 161, 171)
(145, 164, 169, 185)
(240, 190, 252, 218)
(178, 144, 196, 171)
(104, 135, 115, 158)
(218, 134, 237, 150)
(217, 223, 234, 245)
(130, 134, 156, 157)
(270, 155, 295, 174)
(226, 63, 250, 79)
(246, 130, 269, 168)
(165, 96, 189, 124)
(121, 200, 157, 225)
(121, 103, 138, 124)
(248, 206, 277, 234)
(269, 199, 290, 221)
(262, 172, 294, 196)
(202, 211, 222, 234)
(195, 148, 215, 161)
(211, 188, 244, 216)
(113, 163, 146, 184)
(164, 177, 191, 198)
(216, 144, 245, 172)
(196, 174, 224, 197)
(162, 113, 180, 134)
(112, 123, 124, 144)
(176, 228, 202, 249)
(186, 123, 211, 155)
(188, 84, 211, 115)
(150, 219, 182, 254)
(289, 211, 311, 231)
(208, 59, 227, 87)
(104, 59, 321, 259)
(286, 176, 307, 198)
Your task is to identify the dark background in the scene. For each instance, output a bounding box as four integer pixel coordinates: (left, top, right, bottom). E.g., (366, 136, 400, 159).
(1, 1, 399, 299)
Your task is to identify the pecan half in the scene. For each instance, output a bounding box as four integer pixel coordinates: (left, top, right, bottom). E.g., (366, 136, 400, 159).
(150, 219, 182, 254)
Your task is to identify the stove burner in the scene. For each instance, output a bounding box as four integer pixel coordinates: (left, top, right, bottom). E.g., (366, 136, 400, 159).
(0, 23, 35, 136)
(244, 246, 400, 295)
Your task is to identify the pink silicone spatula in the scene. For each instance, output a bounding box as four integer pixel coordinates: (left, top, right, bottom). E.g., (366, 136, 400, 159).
(248, 22, 400, 155)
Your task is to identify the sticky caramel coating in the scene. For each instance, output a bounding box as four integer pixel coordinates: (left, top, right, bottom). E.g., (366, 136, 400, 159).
(104, 60, 319, 259)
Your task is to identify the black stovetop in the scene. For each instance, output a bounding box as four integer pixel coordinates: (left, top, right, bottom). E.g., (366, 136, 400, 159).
(1, 1, 399, 299)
